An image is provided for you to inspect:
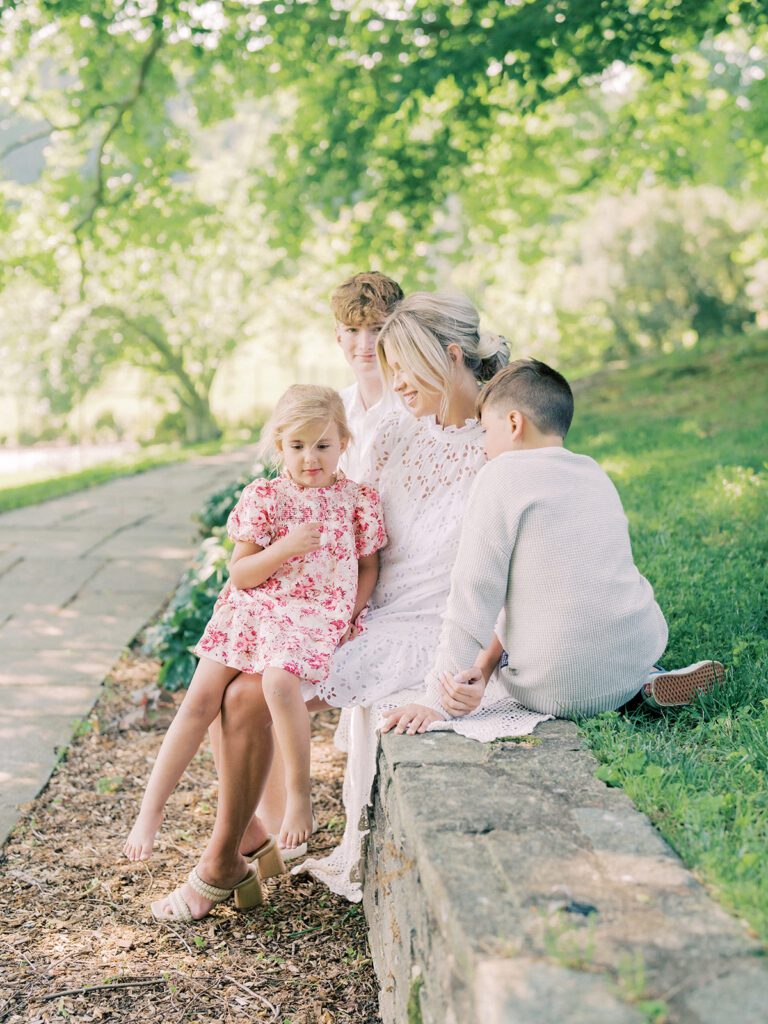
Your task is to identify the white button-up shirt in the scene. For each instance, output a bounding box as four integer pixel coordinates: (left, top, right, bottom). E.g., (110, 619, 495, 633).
(338, 382, 404, 484)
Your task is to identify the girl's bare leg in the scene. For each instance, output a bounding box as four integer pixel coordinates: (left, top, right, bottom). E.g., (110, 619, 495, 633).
(124, 659, 239, 861)
(241, 699, 329, 854)
(254, 744, 288, 837)
(261, 668, 313, 849)
(151, 672, 274, 920)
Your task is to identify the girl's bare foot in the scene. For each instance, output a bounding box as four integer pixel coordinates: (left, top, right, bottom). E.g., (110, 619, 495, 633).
(279, 792, 313, 850)
(124, 808, 164, 861)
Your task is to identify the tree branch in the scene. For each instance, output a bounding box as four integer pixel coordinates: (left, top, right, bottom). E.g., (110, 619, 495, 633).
(0, 102, 125, 160)
(42, 978, 167, 1003)
(0, 127, 51, 161)
(91, 304, 207, 409)
(73, 8, 167, 237)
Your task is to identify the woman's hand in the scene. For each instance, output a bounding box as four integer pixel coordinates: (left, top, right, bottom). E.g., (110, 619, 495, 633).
(381, 704, 444, 735)
(439, 668, 485, 717)
(283, 521, 324, 557)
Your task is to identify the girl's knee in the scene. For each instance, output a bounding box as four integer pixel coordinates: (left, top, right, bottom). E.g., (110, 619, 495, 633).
(262, 669, 302, 705)
(180, 689, 223, 722)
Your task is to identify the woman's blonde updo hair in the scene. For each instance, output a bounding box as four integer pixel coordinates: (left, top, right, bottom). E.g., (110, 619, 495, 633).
(377, 292, 509, 420)
(258, 384, 352, 465)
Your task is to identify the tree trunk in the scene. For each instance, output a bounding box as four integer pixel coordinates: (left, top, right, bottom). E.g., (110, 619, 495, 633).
(178, 392, 222, 444)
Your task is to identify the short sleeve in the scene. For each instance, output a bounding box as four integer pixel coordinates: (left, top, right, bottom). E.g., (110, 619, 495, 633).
(353, 484, 387, 558)
(226, 479, 276, 547)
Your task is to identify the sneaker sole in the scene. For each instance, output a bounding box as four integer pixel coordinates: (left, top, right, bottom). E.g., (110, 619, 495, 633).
(650, 661, 725, 707)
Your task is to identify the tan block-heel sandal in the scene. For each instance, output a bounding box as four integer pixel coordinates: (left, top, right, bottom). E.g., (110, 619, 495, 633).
(246, 835, 287, 879)
(152, 866, 264, 922)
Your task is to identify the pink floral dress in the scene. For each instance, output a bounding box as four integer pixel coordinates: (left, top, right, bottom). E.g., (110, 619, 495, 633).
(195, 474, 386, 684)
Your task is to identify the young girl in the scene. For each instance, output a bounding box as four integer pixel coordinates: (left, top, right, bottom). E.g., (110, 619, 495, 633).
(124, 385, 386, 872)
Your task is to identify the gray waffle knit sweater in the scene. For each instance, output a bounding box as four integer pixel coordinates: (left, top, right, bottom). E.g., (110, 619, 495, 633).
(426, 446, 668, 719)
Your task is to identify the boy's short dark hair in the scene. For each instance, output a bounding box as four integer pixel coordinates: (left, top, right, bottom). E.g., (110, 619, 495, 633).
(331, 271, 404, 326)
(477, 358, 574, 438)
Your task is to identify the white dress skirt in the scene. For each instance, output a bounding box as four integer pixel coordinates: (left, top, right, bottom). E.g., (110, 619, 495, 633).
(298, 412, 551, 901)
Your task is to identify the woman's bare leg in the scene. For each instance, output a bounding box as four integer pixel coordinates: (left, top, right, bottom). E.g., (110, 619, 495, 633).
(211, 710, 287, 846)
(151, 672, 274, 920)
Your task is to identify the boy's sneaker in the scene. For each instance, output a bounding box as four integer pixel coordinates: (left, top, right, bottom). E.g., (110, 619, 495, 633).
(643, 660, 725, 707)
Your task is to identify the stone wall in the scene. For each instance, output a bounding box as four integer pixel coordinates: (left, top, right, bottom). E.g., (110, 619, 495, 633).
(363, 721, 768, 1024)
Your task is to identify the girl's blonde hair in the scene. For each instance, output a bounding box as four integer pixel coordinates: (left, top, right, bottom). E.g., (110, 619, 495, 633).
(258, 385, 352, 465)
(377, 292, 509, 421)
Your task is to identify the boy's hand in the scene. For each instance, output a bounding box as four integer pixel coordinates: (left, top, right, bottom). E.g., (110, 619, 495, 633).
(381, 704, 444, 735)
(439, 668, 485, 717)
(283, 521, 324, 557)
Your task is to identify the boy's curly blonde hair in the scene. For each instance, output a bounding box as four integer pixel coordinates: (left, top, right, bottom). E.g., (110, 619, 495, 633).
(330, 271, 403, 327)
(258, 385, 352, 465)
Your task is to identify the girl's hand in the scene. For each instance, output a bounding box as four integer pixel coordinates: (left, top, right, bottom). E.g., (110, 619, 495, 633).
(381, 704, 444, 735)
(337, 624, 353, 647)
(439, 668, 485, 717)
(283, 521, 324, 557)
(338, 611, 366, 647)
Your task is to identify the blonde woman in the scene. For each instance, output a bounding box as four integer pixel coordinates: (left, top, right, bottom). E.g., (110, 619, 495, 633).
(124, 387, 386, 911)
(150, 294, 508, 919)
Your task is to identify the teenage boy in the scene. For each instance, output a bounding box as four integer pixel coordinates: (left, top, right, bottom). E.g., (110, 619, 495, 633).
(331, 271, 405, 480)
(384, 359, 724, 733)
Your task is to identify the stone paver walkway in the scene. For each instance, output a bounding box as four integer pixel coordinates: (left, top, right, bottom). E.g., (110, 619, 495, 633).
(0, 448, 256, 847)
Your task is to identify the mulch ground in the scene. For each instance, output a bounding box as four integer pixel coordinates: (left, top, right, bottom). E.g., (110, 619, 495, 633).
(0, 650, 381, 1024)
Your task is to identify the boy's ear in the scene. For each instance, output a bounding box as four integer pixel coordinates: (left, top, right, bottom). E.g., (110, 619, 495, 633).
(507, 409, 525, 439)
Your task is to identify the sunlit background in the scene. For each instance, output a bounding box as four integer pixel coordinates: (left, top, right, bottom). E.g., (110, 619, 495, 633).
(1, 1, 766, 477)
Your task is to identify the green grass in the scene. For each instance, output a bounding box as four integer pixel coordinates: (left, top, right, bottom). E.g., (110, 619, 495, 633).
(569, 334, 768, 943)
(0, 439, 237, 514)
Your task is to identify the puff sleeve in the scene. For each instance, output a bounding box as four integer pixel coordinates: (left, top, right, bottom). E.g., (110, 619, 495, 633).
(226, 478, 277, 547)
(352, 484, 387, 559)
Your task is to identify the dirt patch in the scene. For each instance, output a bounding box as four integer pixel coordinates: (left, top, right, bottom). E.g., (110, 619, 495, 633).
(0, 651, 380, 1024)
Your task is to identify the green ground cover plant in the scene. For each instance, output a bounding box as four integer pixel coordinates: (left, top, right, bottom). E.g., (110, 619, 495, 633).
(143, 531, 232, 691)
(571, 335, 768, 943)
(0, 440, 232, 514)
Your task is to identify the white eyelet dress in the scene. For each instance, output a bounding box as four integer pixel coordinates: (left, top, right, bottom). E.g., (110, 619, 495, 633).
(297, 411, 487, 900)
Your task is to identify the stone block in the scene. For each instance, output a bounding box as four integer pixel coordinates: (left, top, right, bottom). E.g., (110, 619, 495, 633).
(365, 722, 768, 1024)
(473, 959, 644, 1024)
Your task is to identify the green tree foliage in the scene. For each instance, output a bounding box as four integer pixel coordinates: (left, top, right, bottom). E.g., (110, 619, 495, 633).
(2, 1, 767, 436)
(4, 1, 767, 257)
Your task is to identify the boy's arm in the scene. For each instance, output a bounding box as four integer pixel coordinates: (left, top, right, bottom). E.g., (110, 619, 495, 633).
(434, 633, 503, 717)
(425, 463, 521, 716)
(383, 635, 504, 732)
(382, 464, 522, 733)
(475, 632, 504, 683)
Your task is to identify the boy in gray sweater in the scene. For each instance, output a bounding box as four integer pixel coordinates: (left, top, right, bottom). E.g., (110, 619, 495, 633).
(383, 359, 723, 734)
